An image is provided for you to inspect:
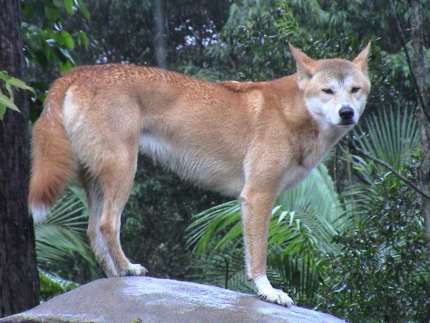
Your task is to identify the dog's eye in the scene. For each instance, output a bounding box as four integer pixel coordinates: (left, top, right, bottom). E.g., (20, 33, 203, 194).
(351, 87, 361, 94)
(322, 88, 334, 94)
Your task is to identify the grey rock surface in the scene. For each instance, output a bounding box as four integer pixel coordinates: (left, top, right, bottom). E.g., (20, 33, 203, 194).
(2, 277, 344, 323)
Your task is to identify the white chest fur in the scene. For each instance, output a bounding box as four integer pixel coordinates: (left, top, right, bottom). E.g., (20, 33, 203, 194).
(279, 164, 312, 193)
(279, 126, 345, 193)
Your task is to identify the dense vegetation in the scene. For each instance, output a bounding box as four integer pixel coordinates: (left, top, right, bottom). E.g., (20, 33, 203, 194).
(1, 0, 429, 322)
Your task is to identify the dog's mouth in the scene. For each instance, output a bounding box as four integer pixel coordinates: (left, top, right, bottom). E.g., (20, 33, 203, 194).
(338, 120, 355, 126)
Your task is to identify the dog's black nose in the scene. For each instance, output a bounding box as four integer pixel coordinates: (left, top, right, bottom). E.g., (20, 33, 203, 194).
(339, 105, 354, 122)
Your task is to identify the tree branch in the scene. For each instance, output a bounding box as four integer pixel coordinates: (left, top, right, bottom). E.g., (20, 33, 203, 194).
(388, 0, 430, 123)
(350, 145, 430, 200)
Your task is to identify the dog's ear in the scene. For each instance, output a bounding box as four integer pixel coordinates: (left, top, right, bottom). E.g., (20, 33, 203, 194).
(289, 44, 317, 89)
(353, 42, 371, 74)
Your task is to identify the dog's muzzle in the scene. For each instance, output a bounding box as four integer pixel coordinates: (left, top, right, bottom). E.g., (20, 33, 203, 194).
(339, 105, 355, 125)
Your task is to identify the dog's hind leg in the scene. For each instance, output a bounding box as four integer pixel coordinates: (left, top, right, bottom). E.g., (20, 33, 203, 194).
(83, 176, 118, 277)
(81, 140, 146, 277)
(64, 86, 145, 277)
(95, 144, 147, 277)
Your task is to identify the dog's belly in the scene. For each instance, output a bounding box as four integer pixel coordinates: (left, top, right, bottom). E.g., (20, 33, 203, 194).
(139, 133, 244, 196)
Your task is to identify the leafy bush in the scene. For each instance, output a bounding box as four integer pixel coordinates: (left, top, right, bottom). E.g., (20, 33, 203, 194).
(39, 270, 79, 301)
(322, 178, 430, 321)
(319, 108, 430, 321)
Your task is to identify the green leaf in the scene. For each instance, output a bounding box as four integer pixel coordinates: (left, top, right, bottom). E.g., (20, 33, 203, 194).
(0, 93, 20, 112)
(5, 84, 14, 102)
(0, 70, 10, 82)
(60, 61, 74, 73)
(58, 47, 76, 65)
(58, 31, 75, 49)
(6, 76, 35, 93)
(77, 0, 90, 20)
(77, 31, 89, 48)
(64, 0, 75, 15)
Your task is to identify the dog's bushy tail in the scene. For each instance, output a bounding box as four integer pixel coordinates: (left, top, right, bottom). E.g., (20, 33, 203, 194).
(29, 75, 77, 223)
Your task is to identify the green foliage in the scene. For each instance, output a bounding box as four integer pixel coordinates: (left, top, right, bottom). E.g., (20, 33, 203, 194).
(35, 187, 97, 276)
(320, 107, 430, 321)
(185, 0, 373, 82)
(354, 108, 420, 172)
(202, 0, 297, 80)
(21, 0, 90, 120)
(22, 0, 90, 72)
(0, 71, 34, 120)
(39, 270, 79, 301)
(322, 182, 430, 321)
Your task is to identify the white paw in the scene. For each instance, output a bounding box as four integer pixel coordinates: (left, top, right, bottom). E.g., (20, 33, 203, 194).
(258, 287, 294, 306)
(254, 275, 294, 307)
(125, 263, 148, 276)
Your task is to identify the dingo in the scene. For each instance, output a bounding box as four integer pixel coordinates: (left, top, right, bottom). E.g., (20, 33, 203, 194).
(29, 44, 370, 306)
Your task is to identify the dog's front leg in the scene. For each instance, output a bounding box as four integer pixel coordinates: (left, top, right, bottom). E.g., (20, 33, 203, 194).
(240, 186, 294, 306)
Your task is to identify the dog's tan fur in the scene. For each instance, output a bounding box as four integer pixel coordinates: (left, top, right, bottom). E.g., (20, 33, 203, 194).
(29, 44, 370, 305)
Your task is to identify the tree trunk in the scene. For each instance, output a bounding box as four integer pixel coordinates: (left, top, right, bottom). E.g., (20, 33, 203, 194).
(411, 0, 430, 267)
(153, 0, 168, 68)
(0, 0, 39, 316)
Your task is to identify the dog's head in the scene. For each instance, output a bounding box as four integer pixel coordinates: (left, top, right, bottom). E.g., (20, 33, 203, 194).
(290, 43, 371, 128)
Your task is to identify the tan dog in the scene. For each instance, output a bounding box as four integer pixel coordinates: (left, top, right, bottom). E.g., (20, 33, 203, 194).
(29, 44, 370, 306)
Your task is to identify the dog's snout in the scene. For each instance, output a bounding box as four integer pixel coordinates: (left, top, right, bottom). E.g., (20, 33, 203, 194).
(339, 105, 354, 122)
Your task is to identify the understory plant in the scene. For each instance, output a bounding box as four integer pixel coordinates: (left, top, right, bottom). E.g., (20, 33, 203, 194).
(321, 107, 430, 321)
(34, 186, 98, 288)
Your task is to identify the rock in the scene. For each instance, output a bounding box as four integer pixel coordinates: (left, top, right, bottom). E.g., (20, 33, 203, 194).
(1, 277, 344, 323)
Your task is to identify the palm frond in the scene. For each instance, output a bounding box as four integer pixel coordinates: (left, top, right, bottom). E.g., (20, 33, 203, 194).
(35, 187, 96, 268)
(345, 106, 419, 224)
(186, 200, 240, 254)
(353, 107, 419, 172)
(268, 250, 323, 304)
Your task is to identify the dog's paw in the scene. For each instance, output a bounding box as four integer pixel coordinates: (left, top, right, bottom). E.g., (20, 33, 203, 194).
(254, 275, 294, 307)
(124, 263, 148, 276)
(258, 288, 294, 306)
